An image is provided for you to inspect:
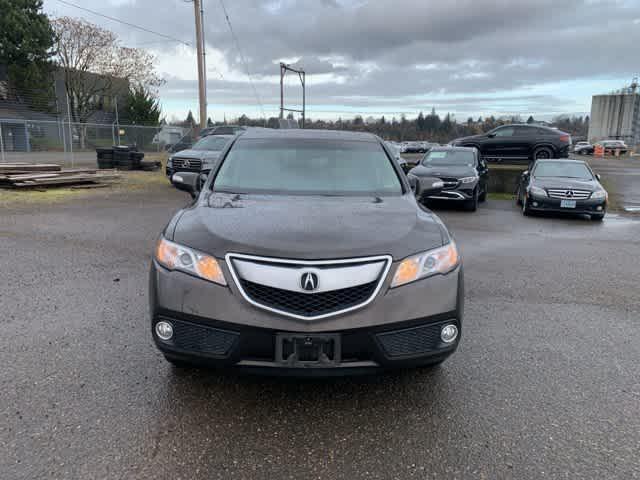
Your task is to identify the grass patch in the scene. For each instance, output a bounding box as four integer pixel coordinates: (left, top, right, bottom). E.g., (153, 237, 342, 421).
(0, 186, 93, 207)
(488, 192, 515, 201)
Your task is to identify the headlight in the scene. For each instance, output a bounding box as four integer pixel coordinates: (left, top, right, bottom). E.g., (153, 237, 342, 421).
(167, 157, 173, 166)
(459, 176, 478, 184)
(591, 189, 607, 200)
(529, 186, 547, 197)
(155, 237, 226, 285)
(391, 242, 459, 288)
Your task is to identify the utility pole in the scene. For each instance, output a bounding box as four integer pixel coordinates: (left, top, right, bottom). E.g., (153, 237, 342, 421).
(194, 0, 207, 130)
(279, 63, 306, 128)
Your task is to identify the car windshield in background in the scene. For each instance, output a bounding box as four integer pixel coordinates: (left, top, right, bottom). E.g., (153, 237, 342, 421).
(534, 161, 593, 179)
(192, 136, 231, 151)
(213, 139, 402, 196)
(423, 150, 475, 167)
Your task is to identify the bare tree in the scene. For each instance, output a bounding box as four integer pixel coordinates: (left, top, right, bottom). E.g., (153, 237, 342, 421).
(51, 16, 164, 145)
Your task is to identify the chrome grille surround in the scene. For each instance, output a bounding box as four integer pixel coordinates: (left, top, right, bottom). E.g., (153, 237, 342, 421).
(171, 157, 203, 171)
(225, 253, 393, 321)
(547, 188, 592, 200)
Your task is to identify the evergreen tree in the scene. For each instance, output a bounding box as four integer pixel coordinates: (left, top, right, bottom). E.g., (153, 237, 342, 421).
(125, 87, 161, 125)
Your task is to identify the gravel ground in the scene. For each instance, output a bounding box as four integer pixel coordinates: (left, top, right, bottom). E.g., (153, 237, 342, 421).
(1, 183, 640, 479)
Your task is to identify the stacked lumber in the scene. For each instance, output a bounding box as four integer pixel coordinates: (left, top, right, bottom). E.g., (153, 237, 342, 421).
(0, 164, 119, 189)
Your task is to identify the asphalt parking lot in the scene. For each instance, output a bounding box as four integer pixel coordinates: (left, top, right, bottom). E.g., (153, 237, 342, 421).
(1, 183, 640, 479)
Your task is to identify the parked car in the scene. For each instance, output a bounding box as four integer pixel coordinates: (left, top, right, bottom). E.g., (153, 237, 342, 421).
(385, 141, 410, 173)
(451, 124, 572, 163)
(152, 129, 463, 375)
(516, 159, 607, 220)
(166, 134, 235, 180)
(573, 142, 594, 155)
(600, 140, 628, 154)
(408, 146, 489, 212)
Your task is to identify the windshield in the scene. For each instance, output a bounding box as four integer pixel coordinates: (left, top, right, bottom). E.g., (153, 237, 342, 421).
(423, 150, 475, 167)
(192, 136, 232, 151)
(213, 139, 403, 196)
(534, 161, 593, 179)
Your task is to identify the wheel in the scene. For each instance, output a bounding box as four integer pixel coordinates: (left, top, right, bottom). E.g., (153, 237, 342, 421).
(464, 189, 479, 212)
(164, 355, 194, 369)
(591, 213, 605, 221)
(533, 146, 553, 160)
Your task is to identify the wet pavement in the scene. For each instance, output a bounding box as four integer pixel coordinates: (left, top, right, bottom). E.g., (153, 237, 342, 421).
(1, 186, 640, 479)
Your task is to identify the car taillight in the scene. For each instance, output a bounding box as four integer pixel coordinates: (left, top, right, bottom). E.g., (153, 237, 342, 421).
(559, 134, 570, 143)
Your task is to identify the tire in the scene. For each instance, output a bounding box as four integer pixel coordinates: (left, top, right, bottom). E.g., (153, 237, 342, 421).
(464, 189, 479, 212)
(479, 186, 487, 202)
(591, 213, 605, 221)
(515, 185, 523, 206)
(533, 146, 553, 161)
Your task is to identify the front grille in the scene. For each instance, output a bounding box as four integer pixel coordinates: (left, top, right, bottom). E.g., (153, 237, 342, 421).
(547, 188, 591, 199)
(438, 177, 460, 190)
(171, 157, 202, 171)
(240, 279, 378, 318)
(160, 318, 238, 357)
(376, 323, 444, 358)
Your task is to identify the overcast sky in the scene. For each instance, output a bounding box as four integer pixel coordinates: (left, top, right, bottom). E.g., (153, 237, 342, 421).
(43, 0, 640, 122)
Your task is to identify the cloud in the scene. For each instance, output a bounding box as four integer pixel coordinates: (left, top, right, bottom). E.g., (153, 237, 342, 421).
(43, 0, 640, 118)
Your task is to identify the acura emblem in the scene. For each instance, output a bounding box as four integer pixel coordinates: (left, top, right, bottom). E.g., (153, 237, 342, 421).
(300, 272, 319, 292)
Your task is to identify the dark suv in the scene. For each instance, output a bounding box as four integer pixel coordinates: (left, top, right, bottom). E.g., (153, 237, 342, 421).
(408, 146, 488, 211)
(451, 124, 571, 163)
(152, 129, 463, 375)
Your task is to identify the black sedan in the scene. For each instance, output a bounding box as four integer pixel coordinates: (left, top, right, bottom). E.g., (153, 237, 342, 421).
(516, 159, 607, 220)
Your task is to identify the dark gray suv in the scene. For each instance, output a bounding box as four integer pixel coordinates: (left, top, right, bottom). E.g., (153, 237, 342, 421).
(150, 129, 464, 375)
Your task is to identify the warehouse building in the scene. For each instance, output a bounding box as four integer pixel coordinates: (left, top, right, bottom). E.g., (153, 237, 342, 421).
(588, 78, 640, 146)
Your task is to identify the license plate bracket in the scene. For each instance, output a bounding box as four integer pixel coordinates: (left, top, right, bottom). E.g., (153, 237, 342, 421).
(560, 199, 577, 208)
(275, 333, 341, 366)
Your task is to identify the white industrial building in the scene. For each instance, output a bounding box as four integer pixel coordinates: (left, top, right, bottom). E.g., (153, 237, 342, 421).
(588, 78, 640, 146)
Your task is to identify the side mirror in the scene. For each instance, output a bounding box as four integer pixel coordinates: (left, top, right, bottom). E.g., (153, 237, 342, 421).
(487, 132, 496, 138)
(596, 173, 601, 180)
(412, 175, 444, 200)
(172, 172, 200, 199)
(522, 170, 529, 176)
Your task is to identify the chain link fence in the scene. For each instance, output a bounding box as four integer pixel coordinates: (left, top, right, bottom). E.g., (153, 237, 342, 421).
(0, 118, 192, 167)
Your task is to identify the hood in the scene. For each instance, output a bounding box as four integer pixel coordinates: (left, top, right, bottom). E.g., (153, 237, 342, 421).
(172, 193, 446, 260)
(532, 177, 598, 191)
(412, 164, 476, 178)
(171, 149, 221, 161)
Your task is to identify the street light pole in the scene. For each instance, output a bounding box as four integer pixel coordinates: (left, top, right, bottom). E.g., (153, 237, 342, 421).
(194, 0, 207, 130)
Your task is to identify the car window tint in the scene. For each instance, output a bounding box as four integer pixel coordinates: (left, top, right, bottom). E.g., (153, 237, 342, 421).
(494, 127, 515, 137)
(533, 162, 593, 179)
(214, 139, 403, 196)
(422, 150, 475, 166)
(192, 136, 231, 151)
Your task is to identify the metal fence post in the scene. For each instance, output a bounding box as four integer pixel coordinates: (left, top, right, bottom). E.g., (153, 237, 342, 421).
(66, 92, 74, 167)
(0, 122, 5, 163)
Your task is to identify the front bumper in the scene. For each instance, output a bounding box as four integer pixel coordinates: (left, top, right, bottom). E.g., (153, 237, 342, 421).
(527, 195, 606, 215)
(149, 260, 464, 375)
(426, 184, 476, 202)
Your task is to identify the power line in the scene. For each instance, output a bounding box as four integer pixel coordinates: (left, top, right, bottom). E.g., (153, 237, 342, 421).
(217, 0, 266, 122)
(52, 0, 191, 46)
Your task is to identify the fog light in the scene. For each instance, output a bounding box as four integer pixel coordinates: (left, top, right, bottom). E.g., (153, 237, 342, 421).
(532, 201, 539, 207)
(596, 206, 603, 211)
(155, 321, 173, 341)
(441, 324, 458, 343)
